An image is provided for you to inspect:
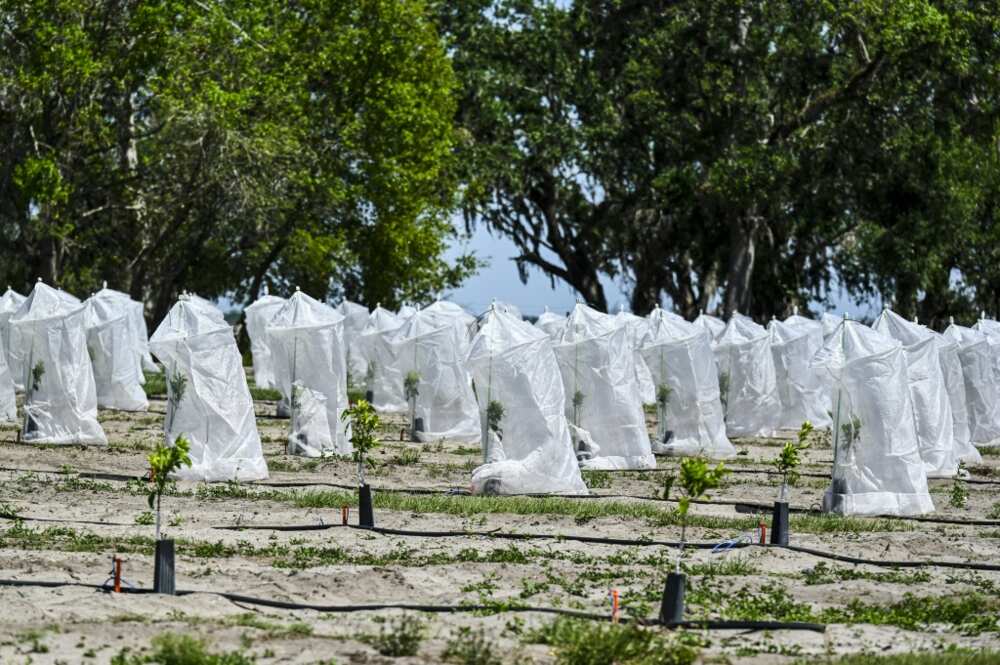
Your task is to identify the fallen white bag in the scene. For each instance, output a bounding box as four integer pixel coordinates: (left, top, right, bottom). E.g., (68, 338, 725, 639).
(268, 289, 350, 457)
(715, 313, 782, 438)
(873, 309, 958, 477)
(642, 307, 734, 458)
(10, 281, 106, 445)
(554, 303, 654, 470)
(812, 319, 934, 516)
(83, 294, 149, 412)
(467, 308, 587, 495)
(0, 287, 28, 391)
(769, 317, 832, 431)
(244, 290, 286, 390)
(150, 295, 267, 481)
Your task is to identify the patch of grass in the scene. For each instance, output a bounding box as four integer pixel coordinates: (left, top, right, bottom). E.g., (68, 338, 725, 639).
(226, 613, 312, 639)
(801, 562, 931, 586)
(249, 386, 282, 401)
(134, 511, 154, 526)
(365, 613, 425, 657)
(110, 633, 254, 664)
(802, 650, 1000, 664)
(389, 447, 421, 466)
(142, 372, 166, 397)
(526, 618, 700, 665)
(442, 627, 504, 665)
(820, 593, 1000, 635)
(582, 470, 612, 489)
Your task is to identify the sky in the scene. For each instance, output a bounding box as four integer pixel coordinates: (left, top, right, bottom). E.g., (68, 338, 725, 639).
(445, 225, 880, 321)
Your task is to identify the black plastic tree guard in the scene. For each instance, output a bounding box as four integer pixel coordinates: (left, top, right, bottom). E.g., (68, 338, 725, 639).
(770, 501, 790, 546)
(358, 484, 375, 528)
(660, 572, 685, 623)
(364, 390, 374, 404)
(153, 539, 176, 595)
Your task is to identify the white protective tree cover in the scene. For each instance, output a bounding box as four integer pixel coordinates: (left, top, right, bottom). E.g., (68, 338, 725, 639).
(534, 307, 566, 339)
(338, 299, 370, 384)
(244, 291, 286, 390)
(641, 307, 734, 458)
(872, 309, 958, 477)
(184, 292, 226, 323)
(614, 307, 656, 404)
(715, 313, 782, 437)
(932, 326, 980, 464)
(0, 338, 13, 423)
(150, 296, 267, 480)
(768, 318, 832, 430)
(694, 312, 726, 343)
(493, 301, 523, 320)
(466, 308, 588, 495)
(268, 290, 349, 457)
(783, 309, 833, 414)
(422, 299, 477, 333)
(821, 312, 843, 339)
(946, 321, 1000, 446)
(812, 320, 934, 516)
(355, 305, 402, 407)
(10, 282, 107, 445)
(397, 304, 417, 319)
(0, 287, 27, 391)
(367, 308, 481, 441)
(93, 284, 158, 374)
(82, 295, 149, 412)
(554, 303, 655, 470)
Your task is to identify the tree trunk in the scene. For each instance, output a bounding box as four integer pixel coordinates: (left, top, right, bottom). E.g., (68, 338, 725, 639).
(723, 215, 758, 317)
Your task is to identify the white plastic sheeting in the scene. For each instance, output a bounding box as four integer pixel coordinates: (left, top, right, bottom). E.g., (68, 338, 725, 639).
(466, 308, 588, 495)
(492, 301, 523, 320)
(355, 306, 402, 407)
(244, 291, 286, 390)
(614, 307, 656, 404)
(768, 317, 832, 430)
(0, 287, 26, 391)
(10, 282, 106, 445)
(812, 319, 933, 516)
(821, 312, 842, 339)
(0, 342, 13, 423)
(715, 313, 781, 438)
(933, 326, 980, 464)
(150, 296, 267, 481)
(534, 308, 566, 339)
(82, 294, 149, 412)
(554, 303, 655, 470)
(184, 292, 226, 323)
(338, 299, 370, 384)
(694, 312, 725, 343)
(366, 308, 481, 441)
(268, 290, 349, 457)
(397, 304, 417, 319)
(93, 284, 157, 374)
(641, 307, 734, 458)
(872, 309, 958, 477)
(945, 322, 1000, 447)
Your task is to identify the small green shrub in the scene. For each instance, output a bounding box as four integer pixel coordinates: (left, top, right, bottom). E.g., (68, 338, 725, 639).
(527, 618, 699, 665)
(368, 614, 426, 657)
(442, 627, 502, 665)
(342, 399, 381, 485)
(110, 633, 255, 664)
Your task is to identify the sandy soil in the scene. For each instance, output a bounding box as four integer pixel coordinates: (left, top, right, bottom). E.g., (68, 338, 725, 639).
(0, 395, 998, 664)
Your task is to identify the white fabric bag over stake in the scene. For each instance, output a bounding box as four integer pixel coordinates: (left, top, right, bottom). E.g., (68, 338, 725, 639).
(946, 320, 1000, 447)
(268, 289, 350, 457)
(714, 313, 782, 438)
(641, 307, 734, 458)
(354, 305, 403, 409)
(614, 306, 656, 404)
(150, 295, 267, 481)
(769, 317, 832, 430)
(244, 289, 286, 390)
(93, 283, 157, 374)
(693, 311, 725, 344)
(82, 294, 149, 412)
(467, 308, 588, 495)
(534, 307, 566, 339)
(933, 321, 980, 464)
(338, 299, 370, 385)
(873, 309, 959, 477)
(10, 281, 106, 445)
(812, 319, 933, 516)
(0, 320, 14, 422)
(0, 286, 27, 391)
(554, 303, 655, 470)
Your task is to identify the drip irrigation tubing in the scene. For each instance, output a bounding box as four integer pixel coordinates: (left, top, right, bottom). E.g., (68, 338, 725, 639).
(213, 522, 1000, 572)
(0, 577, 826, 632)
(731, 501, 1000, 527)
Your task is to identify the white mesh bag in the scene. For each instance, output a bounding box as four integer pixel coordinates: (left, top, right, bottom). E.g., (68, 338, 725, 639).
(812, 319, 934, 516)
(694, 311, 725, 343)
(11, 282, 106, 445)
(768, 318, 832, 430)
(641, 307, 733, 458)
(946, 321, 1000, 447)
(150, 296, 267, 480)
(873, 309, 958, 477)
(93, 283, 157, 375)
(715, 313, 781, 438)
(0, 286, 26, 391)
(268, 290, 349, 457)
(534, 308, 566, 339)
(933, 322, 980, 464)
(244, 290, 286, 390)
(614, 307, 656, 404)
(554, 303, 654, 470)
(338, 299, 370, 385)
(466, 308, 587, 495)
(82, 295, 148, 412)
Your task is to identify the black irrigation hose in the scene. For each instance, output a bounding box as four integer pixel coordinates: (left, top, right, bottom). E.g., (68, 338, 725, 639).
(731, 501, 1000, 527)
(0, 577, 826, 633)
(0, 514, 133, 527)
(781, 544, 1000, 572)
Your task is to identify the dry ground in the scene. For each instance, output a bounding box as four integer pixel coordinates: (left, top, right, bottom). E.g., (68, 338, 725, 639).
(0, 388, 999, 664)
